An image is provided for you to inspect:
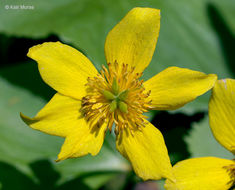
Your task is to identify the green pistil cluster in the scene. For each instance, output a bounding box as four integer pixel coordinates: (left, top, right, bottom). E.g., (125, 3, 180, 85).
(102, 78, 129, 113)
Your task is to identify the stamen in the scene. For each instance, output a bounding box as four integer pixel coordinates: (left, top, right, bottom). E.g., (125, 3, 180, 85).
(223, 162, 235, 186)
(81, 62, 152, 134)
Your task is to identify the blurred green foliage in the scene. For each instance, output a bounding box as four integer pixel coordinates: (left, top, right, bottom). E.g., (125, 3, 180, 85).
(185, 116, 233, 159)
(0, 0, 234, 189)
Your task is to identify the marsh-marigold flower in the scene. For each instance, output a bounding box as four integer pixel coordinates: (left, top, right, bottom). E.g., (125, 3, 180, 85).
(21, 7, 217, 181)
(165, 79, 235, 190)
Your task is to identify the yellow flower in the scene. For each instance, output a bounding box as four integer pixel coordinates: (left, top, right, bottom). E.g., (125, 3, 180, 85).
(165, 79, 235, 190)
(20, 7, 217, 181)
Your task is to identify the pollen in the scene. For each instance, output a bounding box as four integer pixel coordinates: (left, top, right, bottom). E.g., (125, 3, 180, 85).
(81, 61, 152, 134)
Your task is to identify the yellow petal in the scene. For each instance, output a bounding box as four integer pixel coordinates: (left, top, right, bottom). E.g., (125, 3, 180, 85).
(209, 79, 235, 154)
(27, 41, 98, 100)
(57, 119, 107, 161)
(116, 120, 173, 181)
(144, 67, 217, 110)
(105, 7, 160, 73)
(165, 157, 235, 190)
(20, 93, 82, 137)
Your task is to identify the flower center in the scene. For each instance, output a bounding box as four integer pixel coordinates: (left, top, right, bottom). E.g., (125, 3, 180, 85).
(81, 61, 152, 134)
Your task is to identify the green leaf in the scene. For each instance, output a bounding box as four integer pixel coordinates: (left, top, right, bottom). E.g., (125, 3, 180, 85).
(0, 0, 234, 112)
(0, 76, 129, 189)
(185, 116, 234, 159)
